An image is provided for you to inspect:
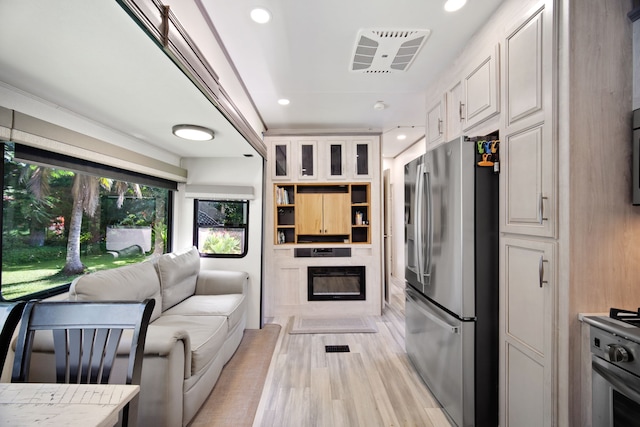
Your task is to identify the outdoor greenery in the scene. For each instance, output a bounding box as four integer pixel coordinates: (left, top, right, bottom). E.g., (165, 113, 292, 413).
(2, 143, 170, 300)
(202, 231, 241, 254)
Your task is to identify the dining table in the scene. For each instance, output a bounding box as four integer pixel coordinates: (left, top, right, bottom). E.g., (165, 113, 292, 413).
(0, 382, 139, 426)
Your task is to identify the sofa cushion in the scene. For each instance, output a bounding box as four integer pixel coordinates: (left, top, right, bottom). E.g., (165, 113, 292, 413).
(163, 294, 246, 331)
(156, 247, 200, 311)
(152, 314, 227, 375)
(69, 260, 163, 322)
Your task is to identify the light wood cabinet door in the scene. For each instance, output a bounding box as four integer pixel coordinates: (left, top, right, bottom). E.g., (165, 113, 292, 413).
(501, 237, 554, 427)
(462, 43, 500, 130)
(426, 95, 445, 147)
(323, 193, 350, 234)
(296, 193, 323, 235)
(296, 193, 350, 235)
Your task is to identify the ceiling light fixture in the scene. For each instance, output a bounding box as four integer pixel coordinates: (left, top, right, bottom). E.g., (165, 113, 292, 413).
(250, 7, 271, 24)
(172, 124, 215, 141)
(373, 101, 386, 110)
(397, 134, 407, 140)
(278, 98, 290, 106)
(444, 0, 467, 12)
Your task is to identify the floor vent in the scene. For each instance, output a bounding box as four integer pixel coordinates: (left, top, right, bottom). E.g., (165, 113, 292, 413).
(325, 345, 350, 353)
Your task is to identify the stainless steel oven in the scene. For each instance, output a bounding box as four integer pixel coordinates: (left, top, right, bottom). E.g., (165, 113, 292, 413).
(585, 309, 640, 427)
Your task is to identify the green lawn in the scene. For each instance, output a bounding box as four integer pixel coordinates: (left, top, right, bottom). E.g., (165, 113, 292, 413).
(2, 253, 148, 300)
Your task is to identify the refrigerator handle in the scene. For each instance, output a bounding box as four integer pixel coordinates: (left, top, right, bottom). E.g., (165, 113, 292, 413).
(424, 169, 433, 281)
(406, 288, 460, 334)
(415, 163, 424, 286)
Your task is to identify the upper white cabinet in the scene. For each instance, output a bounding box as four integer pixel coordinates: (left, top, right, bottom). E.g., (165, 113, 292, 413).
(270, 140, 292, 180)
(297, 139, 318, 180)
(462, 43, 500, 131)
(266, 136, 378, 181)
(426, 94, 446, 147)
(325, 139, 346, 180)
(352, 139, 373, 179)
(446, 81, 464, 139)
(505, 9, 545, 129)
(501, 4, 554, 239)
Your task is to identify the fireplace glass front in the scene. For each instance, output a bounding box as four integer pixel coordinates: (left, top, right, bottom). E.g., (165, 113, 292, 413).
(308, 266, 365, 301)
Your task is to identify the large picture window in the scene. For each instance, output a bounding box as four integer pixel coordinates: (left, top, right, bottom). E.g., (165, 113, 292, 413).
(194, 200, 248, 258)
(1, 143, 174, 300)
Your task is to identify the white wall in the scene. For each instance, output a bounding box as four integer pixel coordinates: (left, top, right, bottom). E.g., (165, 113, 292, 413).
(176, 156, 264, 329)
(386, 138, 426, 279)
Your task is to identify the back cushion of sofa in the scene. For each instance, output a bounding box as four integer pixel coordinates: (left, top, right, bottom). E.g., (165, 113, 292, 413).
(69, 260, 163, 322)
(157, 246, 200, 311)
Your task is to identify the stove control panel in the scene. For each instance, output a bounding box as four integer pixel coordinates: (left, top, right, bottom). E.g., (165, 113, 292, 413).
(590, 325, 640, 376)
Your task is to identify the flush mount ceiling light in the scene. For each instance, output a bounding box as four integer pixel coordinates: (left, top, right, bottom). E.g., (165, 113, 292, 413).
(397, 134, 407, 140)
(278, 98, 290, 105)
(172, 124, 215, 141)
(250, 7, 271, 24)
(444, 0, 467, 12)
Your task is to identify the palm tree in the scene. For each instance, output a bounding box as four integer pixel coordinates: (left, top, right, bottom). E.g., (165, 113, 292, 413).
(61, 174, 113, 275)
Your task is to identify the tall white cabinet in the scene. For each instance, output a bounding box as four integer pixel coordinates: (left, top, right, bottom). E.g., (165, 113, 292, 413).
(500, 3, 556, 426)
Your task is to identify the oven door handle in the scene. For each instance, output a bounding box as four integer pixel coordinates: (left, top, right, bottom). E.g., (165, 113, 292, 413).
(593, 356, 640, 402)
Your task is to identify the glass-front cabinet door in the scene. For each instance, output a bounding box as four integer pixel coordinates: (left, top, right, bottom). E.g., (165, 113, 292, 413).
(297, 140, 317, 180)
(353, 140, 372, 178)
(327, 140, 346, 180)
(271, 140, 291, 180)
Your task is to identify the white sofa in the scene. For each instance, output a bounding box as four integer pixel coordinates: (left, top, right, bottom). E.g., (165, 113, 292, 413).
(13, 246, 248, 427)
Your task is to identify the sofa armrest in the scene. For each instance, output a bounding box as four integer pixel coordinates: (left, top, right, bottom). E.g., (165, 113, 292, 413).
(195, 270, 248, 296)
(144, 324, 192, 379)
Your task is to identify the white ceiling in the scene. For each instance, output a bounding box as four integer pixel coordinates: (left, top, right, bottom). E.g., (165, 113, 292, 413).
(0, 0, 505, 161)
(200, 0, 506, 157)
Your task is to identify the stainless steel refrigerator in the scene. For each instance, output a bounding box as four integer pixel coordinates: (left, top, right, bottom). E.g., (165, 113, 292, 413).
(404, 136, 498, 427)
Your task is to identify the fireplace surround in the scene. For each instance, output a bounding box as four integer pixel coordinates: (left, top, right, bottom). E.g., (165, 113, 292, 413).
(307, 266, 366, 301)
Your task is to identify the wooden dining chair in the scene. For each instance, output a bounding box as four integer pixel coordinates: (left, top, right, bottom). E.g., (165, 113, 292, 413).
(0, 301, 26, 375)
(11, 299, 155, 427)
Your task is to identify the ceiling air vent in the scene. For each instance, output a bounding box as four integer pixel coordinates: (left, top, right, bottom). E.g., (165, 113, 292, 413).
(350, 29, 431, 73)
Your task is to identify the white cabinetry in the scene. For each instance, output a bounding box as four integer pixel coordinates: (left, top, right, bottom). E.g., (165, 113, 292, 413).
(500, 2, 555, 426)
(426, 95, 446, 147)
(446, 81, 464, 139)
(297, 139, 318, 180)
(462, 43, 500, 131)
(501, 237, 554, 427)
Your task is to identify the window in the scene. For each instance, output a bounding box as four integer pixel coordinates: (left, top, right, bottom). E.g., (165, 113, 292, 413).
(1, 142, 174, 301)
(194, 200, 248, 257)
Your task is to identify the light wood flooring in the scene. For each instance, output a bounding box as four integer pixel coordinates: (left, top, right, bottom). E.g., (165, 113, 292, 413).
(252, 277, 452, 427)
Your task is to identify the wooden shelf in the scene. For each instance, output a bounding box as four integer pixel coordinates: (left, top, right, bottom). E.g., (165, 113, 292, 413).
(274, 183, 370, 244)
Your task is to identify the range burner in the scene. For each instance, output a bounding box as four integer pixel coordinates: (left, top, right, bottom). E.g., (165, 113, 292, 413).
(610, 307, 640, 326)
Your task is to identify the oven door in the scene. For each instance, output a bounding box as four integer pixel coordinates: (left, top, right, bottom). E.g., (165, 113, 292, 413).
(592, 355, 640, 427)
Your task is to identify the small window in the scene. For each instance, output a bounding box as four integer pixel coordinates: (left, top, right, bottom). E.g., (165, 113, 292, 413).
(194, 200, 249, 257)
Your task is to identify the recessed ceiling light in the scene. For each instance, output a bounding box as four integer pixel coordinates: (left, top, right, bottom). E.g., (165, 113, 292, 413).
(172, 124, 215, 141)
(373, 101, 386, 110)
(444, 0, 467, 12)
(250, 8, 271, 24)
(397, 134, 407, 140)
(278, 98, 290, 106)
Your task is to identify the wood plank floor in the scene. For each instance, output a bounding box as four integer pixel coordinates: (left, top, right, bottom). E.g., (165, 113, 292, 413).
(252, 277, 452, 427)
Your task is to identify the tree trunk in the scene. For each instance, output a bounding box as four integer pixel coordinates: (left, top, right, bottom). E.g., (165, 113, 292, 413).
(153, 195, 166, 256)
(62, 190, 85, 275)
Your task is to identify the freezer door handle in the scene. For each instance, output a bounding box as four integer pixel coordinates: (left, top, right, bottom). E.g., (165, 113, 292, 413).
(406, 289, 459, 334)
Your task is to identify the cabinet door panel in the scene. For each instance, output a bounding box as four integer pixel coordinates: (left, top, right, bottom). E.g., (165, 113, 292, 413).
(506, 343, 548, 427)
(462, 44, 500, 130)
(506, 8, 544, 126)
(447, 81, 463, 139)
(270, 140, 291, 180)
(503, 124, 554, 237)
(296, 193, 323, 235)
(297, 140, 317, 180)
(426, 96, 445, 146)
(323, 193, 350, 234)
